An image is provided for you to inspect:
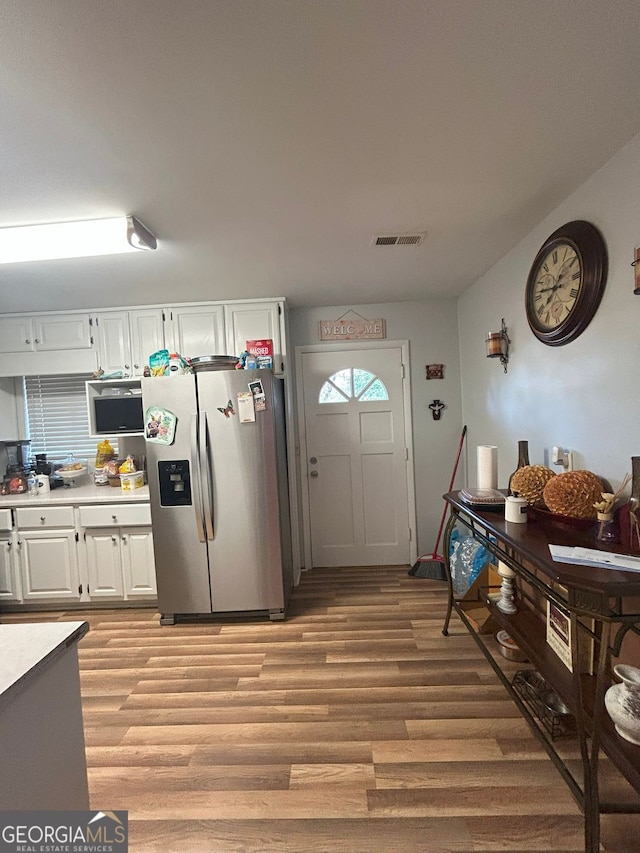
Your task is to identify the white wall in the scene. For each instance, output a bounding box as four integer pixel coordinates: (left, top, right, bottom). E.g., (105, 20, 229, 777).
(0, 378, 20, 438)
(289, 300, 462, 561)
(458, 131, 640, 492)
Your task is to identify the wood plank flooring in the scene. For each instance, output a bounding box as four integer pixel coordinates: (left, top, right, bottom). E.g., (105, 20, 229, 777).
(4, 566, 639, 852)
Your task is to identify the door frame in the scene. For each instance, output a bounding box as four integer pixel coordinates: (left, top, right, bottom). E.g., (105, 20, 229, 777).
(295, 340, 417, 569)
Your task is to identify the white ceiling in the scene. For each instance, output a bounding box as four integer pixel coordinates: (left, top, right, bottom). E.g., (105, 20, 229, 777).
(2, 0, 640, 313)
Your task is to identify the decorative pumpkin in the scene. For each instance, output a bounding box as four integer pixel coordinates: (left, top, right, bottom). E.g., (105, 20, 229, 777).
(543, 470, 604, 519)
(510, 465, 556, 507)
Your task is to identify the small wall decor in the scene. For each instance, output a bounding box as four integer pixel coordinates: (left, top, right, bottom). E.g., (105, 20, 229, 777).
(426, 363, 444, 380)
(428, 399, 445, 420)
(318, 310, 386, 341)
(632, 246, 640, 294)
(486, 318, 510, 372)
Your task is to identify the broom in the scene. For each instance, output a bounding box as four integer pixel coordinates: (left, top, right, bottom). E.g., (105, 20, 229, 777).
(408, 424, 467, 579)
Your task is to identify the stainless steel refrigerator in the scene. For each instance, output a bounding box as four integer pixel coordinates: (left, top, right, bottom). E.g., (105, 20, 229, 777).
(141, 369, 293, 624)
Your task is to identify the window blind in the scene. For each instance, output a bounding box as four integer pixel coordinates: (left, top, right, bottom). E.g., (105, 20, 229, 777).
(23, 374, 112, 463)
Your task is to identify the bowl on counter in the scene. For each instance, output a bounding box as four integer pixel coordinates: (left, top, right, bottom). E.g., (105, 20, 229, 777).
(56, 461, 88, 485)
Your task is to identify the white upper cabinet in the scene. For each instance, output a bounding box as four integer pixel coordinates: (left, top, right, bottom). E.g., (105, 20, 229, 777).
(94, 309, 164, 377)
(129, 309, 165, 375)
(0, 316, 35, 353)
(35, 314, 92, 350)
(0, 313, 97, 376)
(165, 305, 226, 360)
(0, 299, 287, 377)
(0, 313, 92, 353)
(94, 312, 131, 375)
(224, 300, 285, 374)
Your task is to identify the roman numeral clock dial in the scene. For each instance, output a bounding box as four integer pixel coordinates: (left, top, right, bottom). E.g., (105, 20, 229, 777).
(525, 221, 608, 346)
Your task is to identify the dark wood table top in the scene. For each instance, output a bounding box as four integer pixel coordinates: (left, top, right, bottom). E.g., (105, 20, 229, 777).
(445, 491, 640, 600)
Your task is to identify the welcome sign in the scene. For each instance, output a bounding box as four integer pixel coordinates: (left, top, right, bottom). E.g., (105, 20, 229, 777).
(318, 318, 386, 341)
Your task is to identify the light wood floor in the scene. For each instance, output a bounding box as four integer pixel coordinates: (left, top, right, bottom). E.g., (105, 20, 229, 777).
(4, 566, 639, 852)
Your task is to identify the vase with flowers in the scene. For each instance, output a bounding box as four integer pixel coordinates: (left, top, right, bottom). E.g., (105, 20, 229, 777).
(593, 474, 631, 543)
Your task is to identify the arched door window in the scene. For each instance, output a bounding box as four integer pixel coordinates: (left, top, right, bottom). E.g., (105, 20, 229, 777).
(318, 368, 389, 404)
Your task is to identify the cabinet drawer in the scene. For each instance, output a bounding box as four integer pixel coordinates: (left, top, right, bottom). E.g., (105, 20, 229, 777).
(0, 508, 12, 531)
(79, 503, 151, 527)
(15, 506, 75, 528)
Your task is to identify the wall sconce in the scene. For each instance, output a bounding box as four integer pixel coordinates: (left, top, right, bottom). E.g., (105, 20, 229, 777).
(486, 318, 510, 373)
(632, 246, 640, 294)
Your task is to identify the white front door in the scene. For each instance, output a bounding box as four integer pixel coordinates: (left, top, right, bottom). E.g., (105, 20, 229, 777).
(299, 343, 414, 567)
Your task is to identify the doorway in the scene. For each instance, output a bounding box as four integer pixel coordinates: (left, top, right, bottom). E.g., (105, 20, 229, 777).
(296, 342, 416, 568)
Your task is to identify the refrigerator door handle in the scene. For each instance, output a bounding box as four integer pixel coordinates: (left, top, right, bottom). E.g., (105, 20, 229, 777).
(200, 411, 215, 540)
(190, 412, 206, 543)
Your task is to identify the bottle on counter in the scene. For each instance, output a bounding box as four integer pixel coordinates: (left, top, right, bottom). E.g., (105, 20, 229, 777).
(94, 439, 116, 485)
(508, 440, 530, 496)
(27, 470, 39, 497)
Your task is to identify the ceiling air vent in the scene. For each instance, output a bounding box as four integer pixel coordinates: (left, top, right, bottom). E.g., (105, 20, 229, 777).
(371, 231, 426, 247)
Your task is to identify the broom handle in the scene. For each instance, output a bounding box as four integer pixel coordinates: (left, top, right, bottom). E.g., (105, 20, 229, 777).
(432, 424, 467, 556)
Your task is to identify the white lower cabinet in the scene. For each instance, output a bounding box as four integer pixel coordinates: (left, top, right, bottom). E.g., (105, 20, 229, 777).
(0, 532, 20, 601)
(84, 529, 125, 598)
(83, 525, 156, 599)
(0, 508, 19, 601)
(18, 529, 81, 601)
(79, 503, 156, 602)
(3, 501, 157, 607)
(122, 527, 156, 597)
(14, 505, 81, 602)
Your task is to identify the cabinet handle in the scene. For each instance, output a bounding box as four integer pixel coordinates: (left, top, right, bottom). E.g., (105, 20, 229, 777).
(6, 541, 10, 550)
(112, 536, 117, 542)
(124, 364, 130, 370)
(25, 339, 31, 344)
(112, 514, 117, 521)
(40, 516, 46, 523)
(35, 338, 40, 344)
(134, 363, 139, 370)
(122, 535, 127, 543)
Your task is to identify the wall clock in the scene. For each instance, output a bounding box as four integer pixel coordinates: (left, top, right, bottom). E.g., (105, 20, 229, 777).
(525, 220, 608, 346)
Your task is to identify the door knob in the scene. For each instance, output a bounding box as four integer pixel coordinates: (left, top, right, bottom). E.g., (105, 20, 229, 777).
(309, 457, 317, 464)
(310, 470, 318, 478)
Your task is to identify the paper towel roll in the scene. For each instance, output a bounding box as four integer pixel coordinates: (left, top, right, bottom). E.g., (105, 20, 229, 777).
(477, 445, 498, 490)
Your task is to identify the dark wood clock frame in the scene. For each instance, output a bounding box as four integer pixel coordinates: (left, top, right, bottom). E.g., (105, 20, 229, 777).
(525, 220, 608, 346)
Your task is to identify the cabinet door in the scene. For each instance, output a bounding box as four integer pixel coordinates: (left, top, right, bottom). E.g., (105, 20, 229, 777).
(224, 301, 284, 373)
(94, 311, 132, 375)
(122, 526, 157, 597)
(35, 314, 92, 351)
(0, 534, 21, 601)
(0, 316, 35, 352)
(84, 528, 125, 598)
(167, 306, 225, 360)
(18, 530, 81, 600)
(129, 309, 165, 376)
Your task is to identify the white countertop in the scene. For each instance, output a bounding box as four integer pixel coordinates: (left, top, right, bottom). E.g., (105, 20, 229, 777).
(0, 481, 150, 507)
(0, 621, 89, 710)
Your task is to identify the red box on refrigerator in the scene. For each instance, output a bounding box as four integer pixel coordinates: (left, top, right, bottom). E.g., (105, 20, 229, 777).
(246, 339, 273, 369)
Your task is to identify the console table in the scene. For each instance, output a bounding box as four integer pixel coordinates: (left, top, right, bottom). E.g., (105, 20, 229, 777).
(441, 491, 640, 853)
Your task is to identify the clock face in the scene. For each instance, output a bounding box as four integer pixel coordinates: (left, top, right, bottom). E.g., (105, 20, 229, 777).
(529, 243, 582, 331)
(525, 221, 607, 346)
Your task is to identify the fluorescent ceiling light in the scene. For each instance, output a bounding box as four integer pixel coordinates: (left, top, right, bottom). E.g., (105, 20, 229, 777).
(0, 215, 157, 263)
